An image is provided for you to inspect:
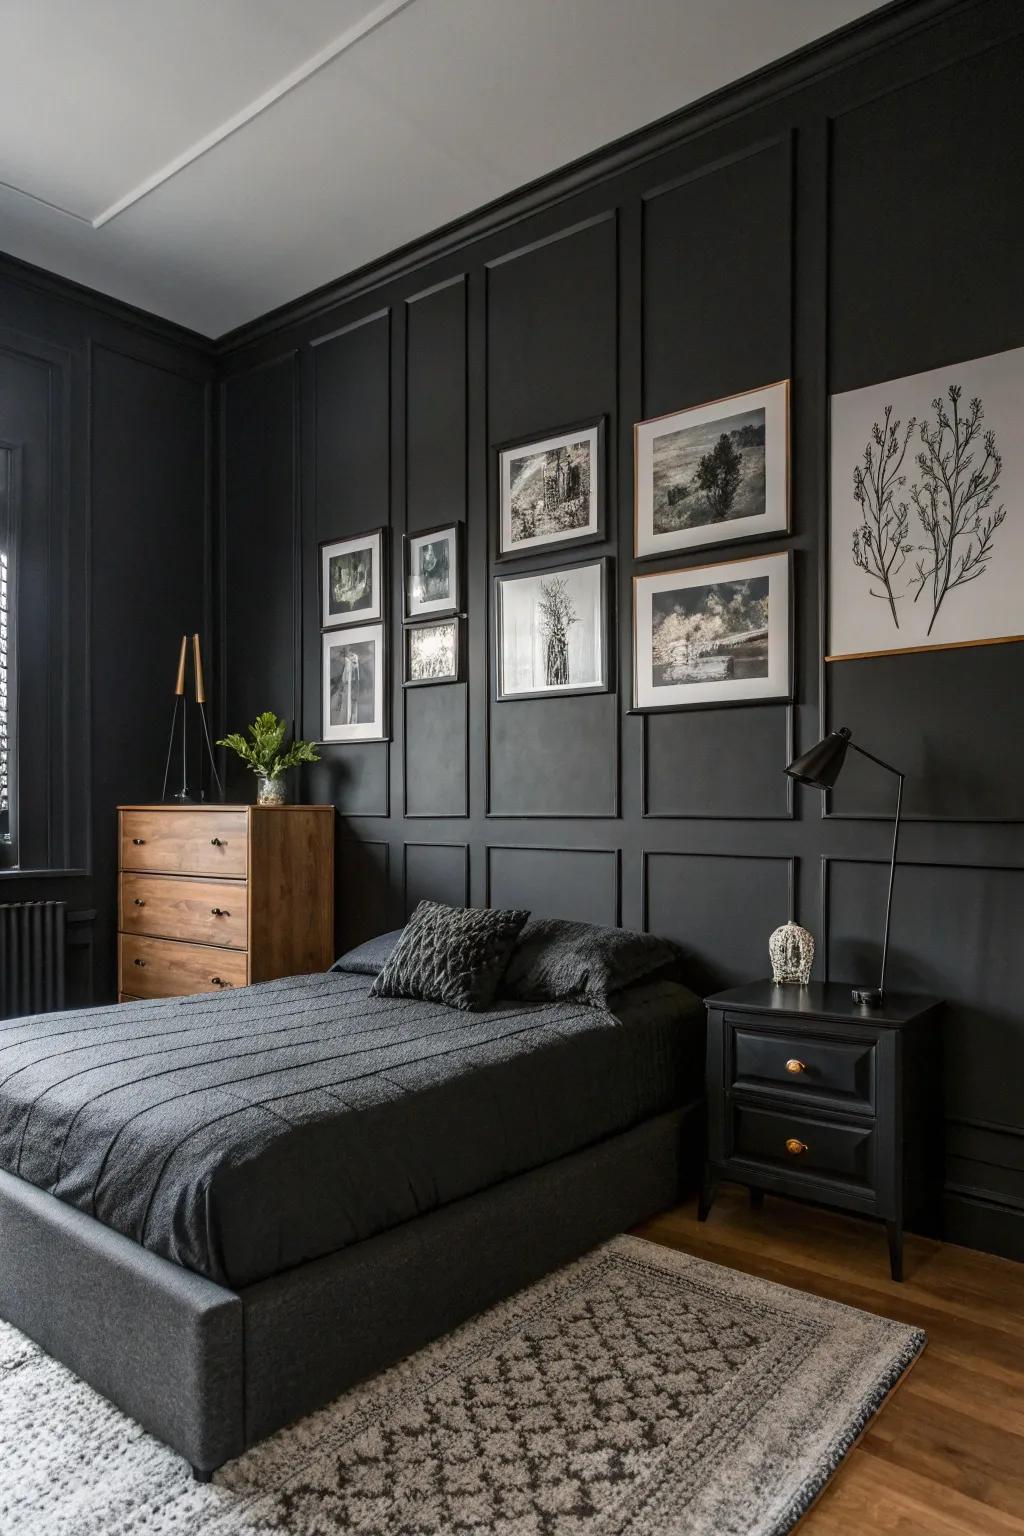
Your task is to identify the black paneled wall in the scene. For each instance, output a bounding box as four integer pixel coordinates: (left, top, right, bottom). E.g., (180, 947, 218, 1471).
(216, 0, 1024, 1258)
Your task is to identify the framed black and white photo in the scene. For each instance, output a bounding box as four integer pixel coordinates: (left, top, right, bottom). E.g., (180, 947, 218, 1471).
(497, 419, 604, 558)
(829, 343, 1024, 661)
(320, 528, 385, 628)
(403, 522, 463, 620)
(634, 382, 789, 558)
(494, 556, 610, 701)
(321, 624, 387, 741)
(404, 617, 462, 686)
(633, 551, 791, 711)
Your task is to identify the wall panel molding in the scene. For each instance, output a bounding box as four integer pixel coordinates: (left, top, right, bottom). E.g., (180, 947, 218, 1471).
(486, 845, 620, 927)
(403, 841, 470, 916)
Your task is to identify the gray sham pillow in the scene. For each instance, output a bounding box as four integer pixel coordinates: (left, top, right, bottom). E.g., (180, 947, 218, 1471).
(502, 918, 683, 1006)
(369, 901, 530, 1011)
(329, 929, 405, 977)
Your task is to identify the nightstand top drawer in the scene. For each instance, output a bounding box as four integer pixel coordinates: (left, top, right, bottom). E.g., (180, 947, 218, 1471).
(730, 1023, 875, 1112)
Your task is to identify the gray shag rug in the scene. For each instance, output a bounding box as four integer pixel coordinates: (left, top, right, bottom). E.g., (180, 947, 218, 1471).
(0, 1235, 923, 1536)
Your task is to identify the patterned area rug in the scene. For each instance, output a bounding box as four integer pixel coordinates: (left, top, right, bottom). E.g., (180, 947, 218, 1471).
(0, 1235, 923, 1536)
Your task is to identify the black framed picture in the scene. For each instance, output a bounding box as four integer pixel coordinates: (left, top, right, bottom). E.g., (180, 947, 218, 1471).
(497, 418, 605, 559)
(403, 522, 463, 620)
(321, 624, 388, 741)
(404, 616, 463, 686)
(494, 556, 611, 701)
(320, 527, 386, 628)
(632, 550, 792, 711)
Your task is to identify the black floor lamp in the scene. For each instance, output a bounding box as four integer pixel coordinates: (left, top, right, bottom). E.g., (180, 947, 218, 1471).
(785, 726, 904, 1007)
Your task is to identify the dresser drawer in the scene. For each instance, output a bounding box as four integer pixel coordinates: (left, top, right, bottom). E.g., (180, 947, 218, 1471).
(120, 873, 248, 949)
(728, 1018, 875, 1112)
(729, 1101, 876, 1190)
(120, 810, 247, 878)
(120, 934, 248, 999)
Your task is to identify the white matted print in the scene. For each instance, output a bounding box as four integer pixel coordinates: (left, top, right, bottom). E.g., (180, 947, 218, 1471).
(320, 529, 384, 628)
(404, 523, 461, 619)
(829, 344, 1024, 660)
(499, 422, 602, 557)
(635, 382, 789, 558)
(322, 624, 386, 741)
(495, 558, 609, 700)
(633, 551, 791, 710)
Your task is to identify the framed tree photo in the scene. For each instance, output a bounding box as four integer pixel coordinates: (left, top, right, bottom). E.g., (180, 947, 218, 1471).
(320, 528, 385, 628)
(633, 551, 791, 711)
(404, 616, 463, 686)
(829, 344, 1024, 660)
(497, 419, 604, 558)
(321, 625, 387, 741)
(634, 381, 789, 558)
(494, 556, 611, 701)
(403, 522, 463, 620)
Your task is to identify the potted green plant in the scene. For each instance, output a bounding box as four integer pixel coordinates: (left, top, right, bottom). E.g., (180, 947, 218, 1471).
(217, 712, 320, 805)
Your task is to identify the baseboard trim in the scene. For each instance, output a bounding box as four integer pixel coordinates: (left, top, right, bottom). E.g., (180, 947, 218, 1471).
(943, 1185, 1024, 1262)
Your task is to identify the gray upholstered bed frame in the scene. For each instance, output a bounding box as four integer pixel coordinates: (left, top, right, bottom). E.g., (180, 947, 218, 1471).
(0, 1100, 702, 1479)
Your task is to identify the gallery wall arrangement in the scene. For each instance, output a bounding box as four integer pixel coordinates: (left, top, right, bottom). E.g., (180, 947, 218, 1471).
(213, 0, 1024, 1262)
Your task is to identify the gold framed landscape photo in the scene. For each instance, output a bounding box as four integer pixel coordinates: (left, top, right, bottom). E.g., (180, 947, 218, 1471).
(633, 550, 791, 711)
(634, 381, 789, 558)
(321, 624, 387, 741)
(320, 527, 385, 628)
(497, 418, 604, 558)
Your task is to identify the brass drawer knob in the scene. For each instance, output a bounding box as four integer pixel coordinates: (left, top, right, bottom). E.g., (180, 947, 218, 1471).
(133, 958, 146, 967)
(785, 1058, 807, 1074)
(210, 976, 232, 987)
(133, 898, 145, 907)
(132, 838, 145, 846)
(210, 908, 228, 917)
(785, 1138, 808, 1155)
(210, 837, 223, 847)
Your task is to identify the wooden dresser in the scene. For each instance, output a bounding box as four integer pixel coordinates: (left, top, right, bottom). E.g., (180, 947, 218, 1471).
(117, 804, 335, 1001)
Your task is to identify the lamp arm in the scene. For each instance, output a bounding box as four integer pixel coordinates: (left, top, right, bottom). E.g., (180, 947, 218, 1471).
(877, 771, 905, 1000)
(846, 739, 904, 779)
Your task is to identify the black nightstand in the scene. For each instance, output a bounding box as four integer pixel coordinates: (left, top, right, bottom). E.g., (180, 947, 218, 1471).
(700, 981, 943, 1280)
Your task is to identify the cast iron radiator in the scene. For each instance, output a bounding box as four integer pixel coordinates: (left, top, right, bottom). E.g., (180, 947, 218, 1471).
(0, 900, 66, 1019)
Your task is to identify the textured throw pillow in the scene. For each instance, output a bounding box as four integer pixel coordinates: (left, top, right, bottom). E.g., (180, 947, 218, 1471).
(329, 929, 405, 977)
(369, 901, 530, 1011)
(502, 918, 683, 1006)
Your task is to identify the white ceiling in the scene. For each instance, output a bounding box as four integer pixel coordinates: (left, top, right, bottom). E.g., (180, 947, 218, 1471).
(0, 0, 887, 339)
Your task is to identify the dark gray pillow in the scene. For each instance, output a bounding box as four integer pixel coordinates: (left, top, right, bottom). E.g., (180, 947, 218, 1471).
(330, 929, 405, 977)
(369, 901, 529, 1011)
(502, 918, 683, 1006)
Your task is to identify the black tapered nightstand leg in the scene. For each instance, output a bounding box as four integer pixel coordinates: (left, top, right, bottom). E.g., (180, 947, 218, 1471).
(697, 1165, 716, 1222)
(749, 1187, 764, 1211)
(886, 1221, 903, 1282)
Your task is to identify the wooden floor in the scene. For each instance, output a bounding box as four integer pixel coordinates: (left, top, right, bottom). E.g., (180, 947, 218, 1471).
(633, 1186, 1024, 1535)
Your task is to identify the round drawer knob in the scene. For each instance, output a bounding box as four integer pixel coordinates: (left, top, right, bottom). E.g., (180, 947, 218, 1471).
(133, 898, 145, 907)
(210, 976, 231, 987)
(785, 1058, 807, 1074)
(210, 908, 228, 917)
(133, 958, 146, 968)
(785, 1138, 808, 1156)
(210, 837, 223, 847)
(132, 838, 145, 846)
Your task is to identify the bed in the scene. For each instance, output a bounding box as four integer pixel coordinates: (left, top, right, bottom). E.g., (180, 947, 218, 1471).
(0, 926, 705, 1477)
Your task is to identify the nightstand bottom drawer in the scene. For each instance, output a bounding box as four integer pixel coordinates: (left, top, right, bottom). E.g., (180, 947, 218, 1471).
(730, 1102, 875, 1188)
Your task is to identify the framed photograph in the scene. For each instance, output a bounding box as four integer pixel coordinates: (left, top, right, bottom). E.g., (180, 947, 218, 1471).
(634, 381, 789, 558)
(494, 556, 611, 701)
(829, 343, 1024, 661)
(498, 419, 604, 558)
(404, 616, 463, 686)
(321, 624, 387, 741)
(320, 528, 385, 628)
(633, 551, 791, 711)
(403, 522, 463, 620)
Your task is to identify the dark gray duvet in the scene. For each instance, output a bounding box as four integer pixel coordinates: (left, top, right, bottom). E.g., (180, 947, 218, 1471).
(0, 968, 703, 1288)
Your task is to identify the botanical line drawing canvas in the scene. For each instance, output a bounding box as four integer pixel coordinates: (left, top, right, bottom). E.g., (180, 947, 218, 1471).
(635, 382, 789, 557)
(633, 552, 790, 710)
(830, 344, 1024, 660)
(498, 422, 603, 557)
(321, 625, 386, 741)
(495, 558, 609, 699)
(320, 529, 385, 628)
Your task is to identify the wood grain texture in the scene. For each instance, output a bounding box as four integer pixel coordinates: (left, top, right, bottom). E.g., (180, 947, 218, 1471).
(118, 932, 247, 998)
(247, 806, 335, 982)
(119, 809, 248, 878)
(119, 871, 248, 949)
(635, 1187, 1024, 1534)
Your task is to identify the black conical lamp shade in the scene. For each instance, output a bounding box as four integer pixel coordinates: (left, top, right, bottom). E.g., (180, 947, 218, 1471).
(784, 727, 851, 790)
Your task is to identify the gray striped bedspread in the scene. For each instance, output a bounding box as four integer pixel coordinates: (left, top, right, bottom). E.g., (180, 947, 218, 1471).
(0, 969, 703, 1287)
